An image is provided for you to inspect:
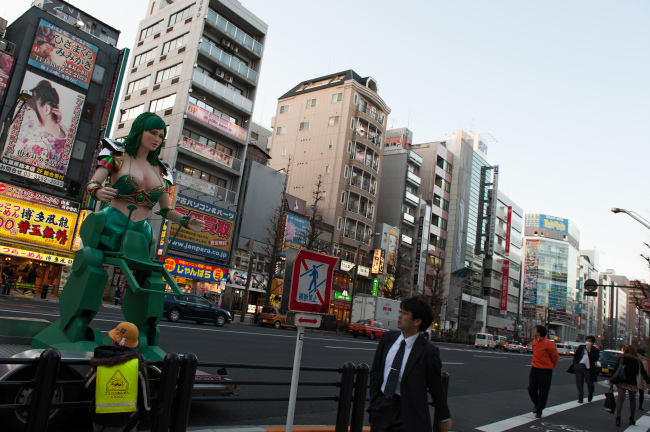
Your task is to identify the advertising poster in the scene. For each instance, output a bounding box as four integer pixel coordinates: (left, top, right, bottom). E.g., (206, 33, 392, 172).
(186, 102, 247, 141)
(176, 172, 216, 196)
(28, 19, 98, 90)
(281, 213, 309, 251)
(505, 206, 512, 254)
(387, 229, 398, 265)
(525, 213, 569, 233)
(164, 257, 227, 284)
(179, 135, 234, 168)
(0, 71, 85, 187)
(0, 52, 16, 109)
(226, 268, 268, 291)
(169, 195, 236, 261)
(500, 260, 510, 315)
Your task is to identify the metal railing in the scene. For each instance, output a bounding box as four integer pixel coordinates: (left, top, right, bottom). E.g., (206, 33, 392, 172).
(199, 40, 258, 84)
(357, 105, 384, 126)
(206, 8, 263, 56)
(341, 229, 372, 245)
(348, 177, 376, 195)
(345, 202, 373, 220)
(0, 281, 59, 299)
(350, 153, 380, 172)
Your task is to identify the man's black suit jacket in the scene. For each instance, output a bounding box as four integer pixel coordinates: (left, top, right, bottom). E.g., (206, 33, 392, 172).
(573, 344, 600, 380)
(368, 331, 451, 432)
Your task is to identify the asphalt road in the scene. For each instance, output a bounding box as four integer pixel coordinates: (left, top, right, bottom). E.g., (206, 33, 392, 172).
(0, 296, 647, 432)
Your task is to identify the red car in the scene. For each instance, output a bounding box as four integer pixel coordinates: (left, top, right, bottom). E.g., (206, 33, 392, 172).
(349, 319, 390, 340)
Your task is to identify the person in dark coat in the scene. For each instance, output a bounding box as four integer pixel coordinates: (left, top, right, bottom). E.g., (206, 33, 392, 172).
(612, 345, 650, 426)
(573, 335, 600, 403)
(26, 267, 38, 284)
(368, 295, 452, 432)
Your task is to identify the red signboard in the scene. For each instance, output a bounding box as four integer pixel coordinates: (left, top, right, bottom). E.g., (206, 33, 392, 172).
(642, 298, 650, 310)
(289, 250, 338, 314)
(500, 260, 510, 315)
(505, 206, 512, 254)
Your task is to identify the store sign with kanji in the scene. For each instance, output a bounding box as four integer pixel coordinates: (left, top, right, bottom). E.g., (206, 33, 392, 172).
(168, 195, 236, 261)
(163, 257, 227, 284)
(0, 242, 73, 266)
(0, 195, 77, 250)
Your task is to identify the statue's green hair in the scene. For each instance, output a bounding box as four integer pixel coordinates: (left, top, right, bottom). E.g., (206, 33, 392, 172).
(123, 112, 167, 166)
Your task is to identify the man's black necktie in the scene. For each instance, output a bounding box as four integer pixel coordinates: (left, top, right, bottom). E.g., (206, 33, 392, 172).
(384, 340, 406, 397)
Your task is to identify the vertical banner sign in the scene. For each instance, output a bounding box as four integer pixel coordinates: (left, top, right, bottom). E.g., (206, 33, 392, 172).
(371, 249, 385, 274)
(413, 216, 424, 285)
(500, 260, 510, 315)
(505, 206, 512, 254)
(0, 52, 16, 111)
(486, 166, 499, 256)
(372, 278, 379, 296)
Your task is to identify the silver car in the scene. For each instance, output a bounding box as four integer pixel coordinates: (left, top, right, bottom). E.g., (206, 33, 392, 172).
(504, 340, 528, 353)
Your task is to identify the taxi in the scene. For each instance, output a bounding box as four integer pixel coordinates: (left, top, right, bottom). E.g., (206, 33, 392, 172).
(348, 319, 389, 340)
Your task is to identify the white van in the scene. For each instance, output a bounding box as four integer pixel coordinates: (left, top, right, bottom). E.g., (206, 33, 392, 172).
(565, 341, 582, 355)
(475, 333, 497, 349)
(556, 343, 569, 356)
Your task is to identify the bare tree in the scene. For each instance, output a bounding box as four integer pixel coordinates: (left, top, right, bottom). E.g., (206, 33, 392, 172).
(423, 259, 445, 320)
(259, 157, 291, 306)
(304, 175, 325, 251)
(382, 236, 412, 300)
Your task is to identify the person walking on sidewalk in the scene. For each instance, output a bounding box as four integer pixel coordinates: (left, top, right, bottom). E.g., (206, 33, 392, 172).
(637, 348, 650, 410)
(1, 262, 12, 295)
(612, 345, 650, 426)
(368, 295, 452, 432)
(528, 325, 559, 418)
(573, 335, 600, 403)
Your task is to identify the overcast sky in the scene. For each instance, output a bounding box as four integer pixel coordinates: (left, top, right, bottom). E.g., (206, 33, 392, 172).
(3, 0, 649, 281)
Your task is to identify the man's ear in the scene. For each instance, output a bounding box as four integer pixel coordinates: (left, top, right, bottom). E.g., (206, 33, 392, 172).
(414, 318, 422, 330)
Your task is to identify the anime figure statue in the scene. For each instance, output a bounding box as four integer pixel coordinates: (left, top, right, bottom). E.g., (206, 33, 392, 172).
(32, 112, 204, 359)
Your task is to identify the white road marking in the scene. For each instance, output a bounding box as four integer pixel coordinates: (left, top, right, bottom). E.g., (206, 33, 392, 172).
(325, 346, 376, 351)
(475, 395, 606, 432)
(474, 355, 507, 359)
(624, 414, 650, 431)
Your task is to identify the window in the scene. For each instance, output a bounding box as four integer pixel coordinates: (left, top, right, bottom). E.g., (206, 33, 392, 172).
(299, 121, 310, 131)
(347, 141, 352, 153)
(344, 166, 349, 178)
(328, 140, 333, 149)
(133, 49, 156, 67)
(306, 99, 317, 108)
(279, 104, 290, 114)
(331, 92, 343, 103)
(340, 191, 346, 204)
(353, 93, 358, 105)
(182, 128, 233, 155)
(162, 33, 189, 55)
(250, 131, 259, 140)
(329, 116, 340, 126)
(120, 105, 144, 122)
(325, 165, 330, 174)
(91, 65, 105, 85)
(155, 63, 182, 83)
(282, 147, 286, 155)
(140, 21, 163, 40)
(350, 118, 355, 130)
(433, 195, 449, 212)
(337, 217, 343, 231)
(276, 126, 286, 135)
(196, 65, 243, 95)
(149, 94, 176, 112)
(188, 96, 239, 124)
(169, 5, 194, 26)
(322, 190, 326, 198)
(176, 162, 227, 186)
(126, 75, 150, 94)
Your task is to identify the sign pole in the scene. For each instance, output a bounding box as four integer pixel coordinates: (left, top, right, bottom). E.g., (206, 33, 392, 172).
(286, 325, 305, 432)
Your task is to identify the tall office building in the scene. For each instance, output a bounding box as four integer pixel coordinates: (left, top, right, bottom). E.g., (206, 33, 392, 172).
(522, 214, 580, 341)
(267, 70, 390, 312)
(113, 0, 266, 293)
(597, 270, 629, 348)
(577, 250, 599, 339)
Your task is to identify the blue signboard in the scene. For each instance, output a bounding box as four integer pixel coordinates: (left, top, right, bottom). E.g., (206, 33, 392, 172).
(526, 214, 569, 233)
(282, 213, 310, 250)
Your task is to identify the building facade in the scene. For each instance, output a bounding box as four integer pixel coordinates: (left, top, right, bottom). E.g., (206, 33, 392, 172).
(267, 70, 390, 304)
(577, 250, 600, 339)
(112, 0, 267, 291)
(522, 214, 580, 342)
(385, 127, 413, 149)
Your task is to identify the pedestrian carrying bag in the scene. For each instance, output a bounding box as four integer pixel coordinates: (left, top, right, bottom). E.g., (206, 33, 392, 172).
(567, 363, 576, 374)
(604, 387, 616, 413)
(610, 364, 626, 385)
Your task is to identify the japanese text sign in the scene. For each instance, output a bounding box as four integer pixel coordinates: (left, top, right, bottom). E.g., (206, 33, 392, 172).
(186, 102, 247, 142)
(28, 19, 98, 89)
(0, 194, 77, 250)
(289, 250, 338, 314)
(179, 135, 234, 168)
(501, 260, 510, 315)
(0, 242, 73, 266)
(169, 195, 236, 261)
(0, 183, 79, 213)
(164, 257, 227, 283)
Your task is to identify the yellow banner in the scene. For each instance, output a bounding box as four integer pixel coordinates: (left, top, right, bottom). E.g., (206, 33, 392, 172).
(0, 243, 74, 266)
(0, 195, 78, 250)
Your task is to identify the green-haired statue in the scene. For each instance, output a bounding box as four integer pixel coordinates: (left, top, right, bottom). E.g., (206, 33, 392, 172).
(33, 112, 204, 359)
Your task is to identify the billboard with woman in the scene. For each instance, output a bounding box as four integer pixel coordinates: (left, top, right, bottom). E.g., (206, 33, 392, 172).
(0, 71, 85, 187)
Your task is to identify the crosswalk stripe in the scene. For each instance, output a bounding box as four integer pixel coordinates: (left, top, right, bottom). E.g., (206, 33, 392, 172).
(624, 414, 650, 431)
(475, 395, 606, 432)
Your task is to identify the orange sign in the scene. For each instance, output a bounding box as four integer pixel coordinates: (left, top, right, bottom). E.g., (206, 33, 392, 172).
(163, 256, 227, 283)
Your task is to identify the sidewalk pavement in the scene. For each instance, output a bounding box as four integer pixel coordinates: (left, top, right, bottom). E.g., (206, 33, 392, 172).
(185, 427, 370, 432)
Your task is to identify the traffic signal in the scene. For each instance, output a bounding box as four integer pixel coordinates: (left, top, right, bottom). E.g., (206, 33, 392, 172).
(67, 180, 81, 198)
(598, 335, 602, 338)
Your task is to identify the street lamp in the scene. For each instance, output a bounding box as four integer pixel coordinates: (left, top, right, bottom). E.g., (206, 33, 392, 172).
(349, 232, 380, 324)
(612, 208, 650, 230)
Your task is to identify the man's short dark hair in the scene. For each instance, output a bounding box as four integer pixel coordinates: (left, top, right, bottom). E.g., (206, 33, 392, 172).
(586, 335, 596, 343)
(400, 295, 433, 332)
(535, 325, 547, 337)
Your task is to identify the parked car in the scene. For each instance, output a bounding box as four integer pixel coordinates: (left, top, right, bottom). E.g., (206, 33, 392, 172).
(348, 319, 390, 340)
(163, 294, 231, 326)
(504, 340, 527, 353)
(597, 349, 622, 376)
(475, 333, 497, 349)
(494, 335, 508, 349)
(258, 307, 295, 329)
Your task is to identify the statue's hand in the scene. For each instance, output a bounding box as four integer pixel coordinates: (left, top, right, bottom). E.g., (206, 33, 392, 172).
(95, 187, 117, 202)
(187, 218, 205, 232)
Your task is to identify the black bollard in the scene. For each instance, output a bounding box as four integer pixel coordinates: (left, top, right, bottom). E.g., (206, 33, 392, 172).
(170, 352, 198, 432)
(150, 352, 181, 432)
(334, 362, 356, 432)
(26, 348, 61, 432)
(350, 363, 369, 432)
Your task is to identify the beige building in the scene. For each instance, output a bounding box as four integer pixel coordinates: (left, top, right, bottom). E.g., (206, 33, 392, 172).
(268, 70, 390, 305)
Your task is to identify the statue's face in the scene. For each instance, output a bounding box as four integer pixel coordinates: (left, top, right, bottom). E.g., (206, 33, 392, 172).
(141, 129, 165, 152)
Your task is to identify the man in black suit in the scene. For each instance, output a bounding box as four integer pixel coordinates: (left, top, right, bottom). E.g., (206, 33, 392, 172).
(572, 335, 600, 403)
(368, 295, 451, 432)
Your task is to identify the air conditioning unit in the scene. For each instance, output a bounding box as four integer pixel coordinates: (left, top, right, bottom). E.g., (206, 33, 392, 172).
(216, 68, 225, 78)
(232, 46, 239, 53)
(225, 74, 233, 83)
(222, 38, 231, 48)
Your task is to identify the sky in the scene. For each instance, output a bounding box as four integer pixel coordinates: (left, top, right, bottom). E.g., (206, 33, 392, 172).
(3, 0, 649, 281)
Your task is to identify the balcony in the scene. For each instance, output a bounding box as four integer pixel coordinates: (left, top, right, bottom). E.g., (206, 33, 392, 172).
(185, 102, 248, 144)
(355, 128, 382, 149)
(192, 69, 253, 114)
(403, 212, 415, 225)
(405, 190, 419, 206)
(215, 185, 237, 204)
(406, 171, 421, 187)
(175, 172, 238, 205)
(357, 105, 385, 127)
(401, 234, 413, 246)
(199, 40, 258, 84)
(348, 177, 376, 195)
(495, 224, 506, 238)
(341, 229, 372, 245)
(345, 203, 373, 220)
(178, 135, 243, 174)
(408, 151, 423, 166)
(350, 151, 379, 173)
(205, 8, 263, 58)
